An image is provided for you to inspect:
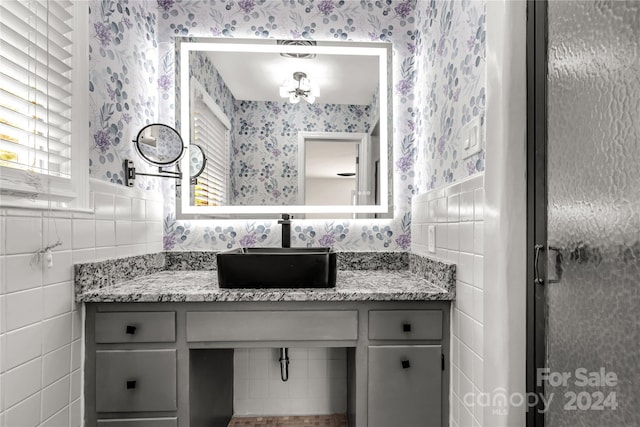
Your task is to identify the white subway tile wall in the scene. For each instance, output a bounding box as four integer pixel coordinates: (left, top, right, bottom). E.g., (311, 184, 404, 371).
(411, 173, 484, 427)
(234, 347, 348, 416)
(0, 179, 162, 427)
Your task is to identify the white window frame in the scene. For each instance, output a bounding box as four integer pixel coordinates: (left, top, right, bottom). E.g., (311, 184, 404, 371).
(0, 1, 89, 210)
(187, 78, 231, 207)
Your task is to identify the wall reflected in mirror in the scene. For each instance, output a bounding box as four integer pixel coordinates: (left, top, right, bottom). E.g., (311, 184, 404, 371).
(179, 38, 391, 217)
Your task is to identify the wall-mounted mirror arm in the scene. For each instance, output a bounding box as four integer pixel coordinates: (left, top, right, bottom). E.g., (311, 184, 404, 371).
(123, 159, 182, 187)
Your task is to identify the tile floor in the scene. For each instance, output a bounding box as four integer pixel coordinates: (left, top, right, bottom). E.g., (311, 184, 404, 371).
(227, 414, 348, 427)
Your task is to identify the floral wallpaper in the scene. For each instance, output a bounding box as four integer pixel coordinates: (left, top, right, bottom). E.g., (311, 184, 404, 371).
(413, 0, 486, 190)
(88, 0, 164, 190)
(233, 99, 375, 205)
(88, 0, 486, 252)
(189, 51, 375, 205)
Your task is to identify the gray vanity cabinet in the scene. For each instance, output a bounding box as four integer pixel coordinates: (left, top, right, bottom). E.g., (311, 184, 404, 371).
(367, 345, 442, 427)
(367, 310, 445, 427)
(84, 302, 449, 427)
(88, 310, 179, 427)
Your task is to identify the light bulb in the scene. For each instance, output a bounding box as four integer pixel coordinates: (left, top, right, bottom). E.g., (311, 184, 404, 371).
(279, 86, 290, 98)
(299, 77, 311, 92)
(305, 93, 316, 104)
(283, 77, 295, 89)
(289, 93, 300, 104)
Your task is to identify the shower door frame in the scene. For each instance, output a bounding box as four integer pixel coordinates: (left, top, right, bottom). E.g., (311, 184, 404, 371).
(526, 0, 548, 426)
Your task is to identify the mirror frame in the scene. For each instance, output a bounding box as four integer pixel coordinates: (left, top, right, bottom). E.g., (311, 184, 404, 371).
(179, 39, 390, 216)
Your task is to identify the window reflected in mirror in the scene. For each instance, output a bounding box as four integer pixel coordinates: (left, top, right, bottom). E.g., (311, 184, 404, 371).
(190, 79, 230, 207)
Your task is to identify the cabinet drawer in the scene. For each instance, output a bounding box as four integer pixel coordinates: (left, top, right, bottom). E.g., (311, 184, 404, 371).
(95, 312, 175, 343)
(97, 418, 177, 427)
(96, 350, 177, 413)
(368, 310, 442, 340)
(187, 311, 358, 342)
(368, 345, 442, 427)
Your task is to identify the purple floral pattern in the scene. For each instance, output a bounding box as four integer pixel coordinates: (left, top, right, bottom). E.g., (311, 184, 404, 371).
(237, 0, 256, 14)
(239, 233, 258, 247)
(394, 1, 414, 19)
(93, 130, 111, 154)
(158, 74, 173, 90)
(157, 0, 175, 11)
(317, 0, 335, 16)
(413, 0, 486, 191)
(89, 0, 160, 188)
(94, 22, 112, 47)
(88, 0, 486, 251)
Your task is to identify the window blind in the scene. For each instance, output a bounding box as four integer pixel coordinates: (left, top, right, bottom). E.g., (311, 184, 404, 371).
(0, 1, 74, 179)
(191, 93, 230, 207)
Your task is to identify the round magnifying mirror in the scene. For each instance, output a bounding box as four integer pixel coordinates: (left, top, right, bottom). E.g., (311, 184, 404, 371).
(134, 124, 185, 166)
(189, 145, 207, 180)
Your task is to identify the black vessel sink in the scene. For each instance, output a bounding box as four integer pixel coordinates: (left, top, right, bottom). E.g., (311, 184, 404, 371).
(216, 247, 337, 289)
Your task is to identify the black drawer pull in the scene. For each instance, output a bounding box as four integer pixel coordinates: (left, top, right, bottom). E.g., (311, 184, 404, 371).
(401, 360, 411, 369)
(402, 323, 412, 332)
(126, 380, 137, 389)
(126, 325, 137, 335)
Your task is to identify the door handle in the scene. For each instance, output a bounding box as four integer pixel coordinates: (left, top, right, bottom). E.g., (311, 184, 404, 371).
(534, 244, 544, 285)
(547, 246, 562, 283)
(535, 244, 563, 285)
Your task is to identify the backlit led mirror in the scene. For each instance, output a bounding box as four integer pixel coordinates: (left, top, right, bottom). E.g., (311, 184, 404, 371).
(178, 38, 391, 218)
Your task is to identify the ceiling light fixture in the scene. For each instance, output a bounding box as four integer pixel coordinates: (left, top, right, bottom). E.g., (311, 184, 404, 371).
(279, 71, 320, 104)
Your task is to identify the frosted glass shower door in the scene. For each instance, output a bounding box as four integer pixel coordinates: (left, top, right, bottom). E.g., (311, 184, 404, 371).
(546, 1, 640, 426)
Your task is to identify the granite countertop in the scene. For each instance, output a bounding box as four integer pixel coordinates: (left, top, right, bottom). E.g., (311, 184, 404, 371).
(75, 252, 456, 303)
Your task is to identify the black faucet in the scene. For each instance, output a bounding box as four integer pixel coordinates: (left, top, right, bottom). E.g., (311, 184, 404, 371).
(278, 214, 291, 248)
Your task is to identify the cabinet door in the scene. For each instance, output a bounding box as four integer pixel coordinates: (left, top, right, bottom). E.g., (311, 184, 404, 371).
(368, 345, 442, 427)
(96, 349, 177, 413)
